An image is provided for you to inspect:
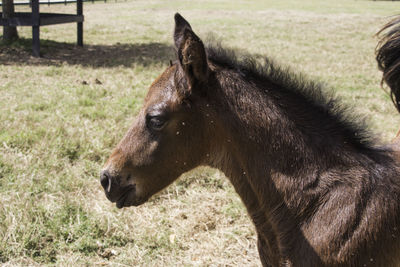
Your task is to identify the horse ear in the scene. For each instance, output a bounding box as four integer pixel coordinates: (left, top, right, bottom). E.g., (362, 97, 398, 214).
(174, 13, 209, 91)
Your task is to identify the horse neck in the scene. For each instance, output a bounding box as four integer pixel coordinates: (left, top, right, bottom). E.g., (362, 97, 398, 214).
(206, 68, 371, 218)
(204, 67, 400, 265)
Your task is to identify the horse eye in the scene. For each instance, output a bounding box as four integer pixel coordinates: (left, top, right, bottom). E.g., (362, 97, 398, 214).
(147, 115, 167, 130)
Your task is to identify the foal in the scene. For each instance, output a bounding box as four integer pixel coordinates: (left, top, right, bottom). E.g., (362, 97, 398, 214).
(101, 14, 400, 266)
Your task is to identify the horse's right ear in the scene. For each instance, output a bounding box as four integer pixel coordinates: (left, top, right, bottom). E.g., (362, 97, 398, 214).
(173, 13, 209, 93)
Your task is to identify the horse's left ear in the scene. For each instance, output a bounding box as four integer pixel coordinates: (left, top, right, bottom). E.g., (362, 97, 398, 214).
(174, 13, 209, 91)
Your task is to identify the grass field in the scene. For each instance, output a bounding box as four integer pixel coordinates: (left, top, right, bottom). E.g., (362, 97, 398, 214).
(2, 0, 400, 266)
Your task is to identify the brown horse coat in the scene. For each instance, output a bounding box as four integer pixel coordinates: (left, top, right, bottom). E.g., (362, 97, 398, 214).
(101, 14, 400, 266)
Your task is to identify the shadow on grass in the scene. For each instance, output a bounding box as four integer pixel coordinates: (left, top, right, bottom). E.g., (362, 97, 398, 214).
(0, 38, 175, 68)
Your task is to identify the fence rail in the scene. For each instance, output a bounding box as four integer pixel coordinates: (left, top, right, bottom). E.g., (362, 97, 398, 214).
(0, 0, 107, 6)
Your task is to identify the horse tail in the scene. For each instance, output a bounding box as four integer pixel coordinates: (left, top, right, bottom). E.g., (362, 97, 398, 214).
(376, 16, 400, 113)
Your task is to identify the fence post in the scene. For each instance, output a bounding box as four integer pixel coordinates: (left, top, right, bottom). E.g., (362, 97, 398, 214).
(32, 0, 40, 57)
(77, 0, 83, 46)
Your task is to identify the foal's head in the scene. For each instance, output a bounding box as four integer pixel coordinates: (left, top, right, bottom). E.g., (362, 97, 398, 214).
(100, 14, 218, 208)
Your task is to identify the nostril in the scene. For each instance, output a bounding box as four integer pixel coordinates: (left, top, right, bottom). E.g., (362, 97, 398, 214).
(100, 170, 112, 193)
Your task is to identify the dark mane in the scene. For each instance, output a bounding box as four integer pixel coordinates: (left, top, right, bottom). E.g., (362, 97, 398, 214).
(376, 16, 400, 113)
(205, 43, 376, 152)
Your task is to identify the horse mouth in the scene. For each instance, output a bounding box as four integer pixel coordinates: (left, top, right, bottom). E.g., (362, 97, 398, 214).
(116, 191, 130, 209)
(115, 185, 147, 209)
